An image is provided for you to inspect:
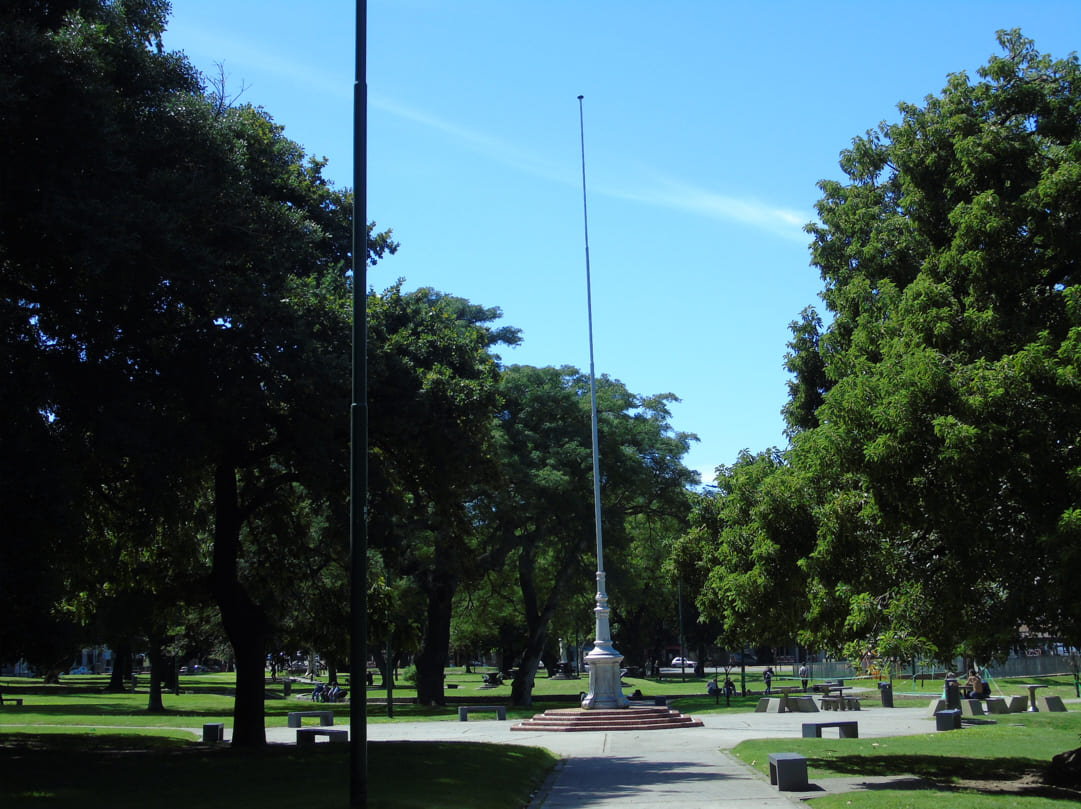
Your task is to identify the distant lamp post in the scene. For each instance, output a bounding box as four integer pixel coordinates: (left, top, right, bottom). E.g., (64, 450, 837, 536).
(577, 94, 628, 711)
(678, 577, 686, 682)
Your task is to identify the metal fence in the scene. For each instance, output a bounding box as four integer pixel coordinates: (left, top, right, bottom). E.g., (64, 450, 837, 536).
(782, 655, 1077, 684)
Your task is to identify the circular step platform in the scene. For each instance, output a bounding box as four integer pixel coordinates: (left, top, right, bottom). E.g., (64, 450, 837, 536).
(511, 705, 703, 732)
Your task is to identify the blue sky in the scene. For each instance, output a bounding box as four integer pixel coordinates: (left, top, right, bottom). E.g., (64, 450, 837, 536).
(163, 1, 1081, 483)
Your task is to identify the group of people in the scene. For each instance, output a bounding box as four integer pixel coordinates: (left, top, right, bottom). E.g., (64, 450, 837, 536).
(707, 676, 737, 698)
(311, 680, 347, 703)
(707, 662, 813, 698)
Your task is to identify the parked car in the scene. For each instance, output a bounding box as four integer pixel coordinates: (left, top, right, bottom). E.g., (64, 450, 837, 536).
(670, 657, 696, 667)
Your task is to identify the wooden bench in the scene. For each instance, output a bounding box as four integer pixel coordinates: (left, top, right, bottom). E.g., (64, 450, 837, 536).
(296, 727, 348, 745)
(287, 710, 334, 728)
(202, 722, 225, 742)
(802, 720, 858, 738)
(458, 705, 507, 721)
(768, 752, 808, 790)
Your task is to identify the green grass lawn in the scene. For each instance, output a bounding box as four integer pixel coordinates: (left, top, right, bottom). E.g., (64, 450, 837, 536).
(733, 711, 1081, 808)
(4, 669, 1080, 808)
(0, 733, 557, 809)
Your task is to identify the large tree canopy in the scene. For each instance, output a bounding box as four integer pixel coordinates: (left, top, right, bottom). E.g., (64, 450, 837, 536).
(475, 365, 698, 705)
(0, 0, 395, 743)
(783, 30, 1081, 663)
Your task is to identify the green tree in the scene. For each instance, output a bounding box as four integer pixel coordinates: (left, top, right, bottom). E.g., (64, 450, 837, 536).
(790, 30, 1081, 665)
(481, 366, 697, 705)
(673, 451, 816, 659)
(0, 0, 394, 743)
(606, 513, 688, 674)
(366, 284, 520, 705)
(0, 0, 201, 676)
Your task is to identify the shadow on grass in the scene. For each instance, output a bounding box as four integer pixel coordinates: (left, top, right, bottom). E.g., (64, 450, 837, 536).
(0, 734, 556, 809)
(4, 703, 233, 719)
(815, 752, 1046, 782)
(809, 753, 1081, 802)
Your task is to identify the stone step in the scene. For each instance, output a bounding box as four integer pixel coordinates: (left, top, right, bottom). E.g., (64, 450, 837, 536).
(511, 706, 704, 732)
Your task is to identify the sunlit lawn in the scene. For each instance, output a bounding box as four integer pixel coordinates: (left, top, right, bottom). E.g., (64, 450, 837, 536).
(5, 667, 1076, 730)
(3, 669, 1080, 808)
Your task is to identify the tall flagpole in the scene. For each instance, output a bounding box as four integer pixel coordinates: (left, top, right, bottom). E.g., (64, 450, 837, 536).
(577, 95, 629, 711)
(350, 0, 369, 805)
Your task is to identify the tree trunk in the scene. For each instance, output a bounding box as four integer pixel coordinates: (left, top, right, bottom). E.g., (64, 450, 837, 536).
(211, 463, 268, 747)
(511, 639, 545, 707)
(147, 634, 165, 713)
(511, 540, 581, 706)
(540, 649, 557, 677)
(105, 643, 131, 692)
(371, 647, 390, 686)
(414, 561, 457, 706)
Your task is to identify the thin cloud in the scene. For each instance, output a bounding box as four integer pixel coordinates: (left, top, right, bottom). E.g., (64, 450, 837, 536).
(373, 97, 809, 240)
(604, 173, 808, 241)
(371, 95, 571, 184)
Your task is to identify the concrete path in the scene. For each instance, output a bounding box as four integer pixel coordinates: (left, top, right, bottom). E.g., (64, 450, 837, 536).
(265, 704, 939, 808)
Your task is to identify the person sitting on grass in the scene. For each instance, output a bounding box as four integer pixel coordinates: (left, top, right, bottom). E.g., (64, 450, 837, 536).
(707, 677, 720, 697)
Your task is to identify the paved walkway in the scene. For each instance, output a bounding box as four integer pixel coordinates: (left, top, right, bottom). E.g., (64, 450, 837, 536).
(265, 703, 939, 807)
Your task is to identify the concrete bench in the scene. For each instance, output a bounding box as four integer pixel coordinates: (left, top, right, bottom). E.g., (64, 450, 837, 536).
(984, 697, 1009, 714)
(802, 720, 858, 739)
(296, 727, 348, 745)
(202, 722, 225, 742)
(786, 695, 819, 713)
(768, 752, 808, 790)
(1039, 695, 1068, 712)
(287, 710, 334, 728)
(1006, 695, 1029, 713)
(458, 705, 507, 721)
(0, 690, 24, 707)
(819, 696, 843, 711)
(961, 699, 986, 717)
(756, 696, 818, 713)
